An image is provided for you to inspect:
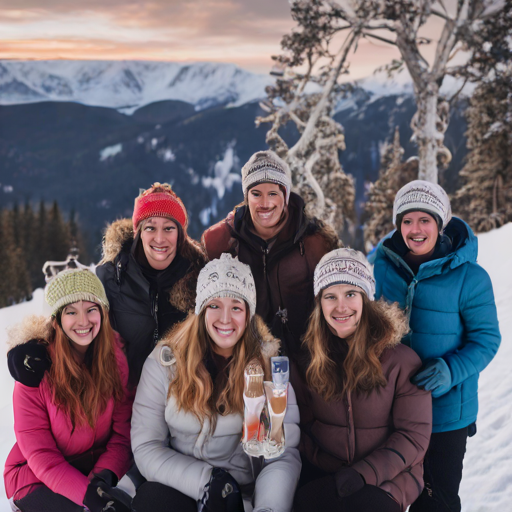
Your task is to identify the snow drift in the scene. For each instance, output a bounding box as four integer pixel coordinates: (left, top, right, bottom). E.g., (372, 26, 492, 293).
(0, 223, 511, 511)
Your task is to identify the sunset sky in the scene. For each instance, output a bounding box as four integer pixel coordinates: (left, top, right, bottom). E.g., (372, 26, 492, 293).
(0, 0, 444, 79)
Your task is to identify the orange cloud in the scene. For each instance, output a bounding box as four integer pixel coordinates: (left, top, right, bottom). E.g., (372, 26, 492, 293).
(0, 0, 441, 78)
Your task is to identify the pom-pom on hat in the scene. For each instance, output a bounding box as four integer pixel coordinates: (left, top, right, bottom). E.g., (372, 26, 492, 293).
(45, 269, 109, 316)
(195, 253, 257, 318)
(393, 180, 452, 231)
(314, 248, 375, 300)
(241, 150, 292, 204)
(132, 182, 188, 231)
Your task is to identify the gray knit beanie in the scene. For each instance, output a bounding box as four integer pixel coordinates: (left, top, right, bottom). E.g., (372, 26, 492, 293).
(195, 253, 257, 317)
(314, 248, 375, 300)
(45, 268, 109, 316)
(393, 180, 452, 230)
(241, 150, 292, 204)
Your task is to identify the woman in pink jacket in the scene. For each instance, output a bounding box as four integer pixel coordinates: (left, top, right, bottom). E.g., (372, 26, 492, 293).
(4, 269, 133, 512)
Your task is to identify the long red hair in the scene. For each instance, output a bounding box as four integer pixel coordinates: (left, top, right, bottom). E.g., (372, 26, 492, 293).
(46, 306, 124, 428)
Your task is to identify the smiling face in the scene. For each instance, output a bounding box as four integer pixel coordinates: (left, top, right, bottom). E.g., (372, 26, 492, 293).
(400, 211, 438, 257)
(320, 284, 364, 339)
(140, 216, 179, 270)
(60, 301, 101, 355)
(247, 183, 286, 239)
(205, 297, 247, 358)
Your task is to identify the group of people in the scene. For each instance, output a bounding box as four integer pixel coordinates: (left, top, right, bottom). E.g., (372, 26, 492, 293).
(4, 150, 501, 512)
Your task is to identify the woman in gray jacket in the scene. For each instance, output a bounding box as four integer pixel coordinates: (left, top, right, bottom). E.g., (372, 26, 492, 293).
(131, 253, 301, 512)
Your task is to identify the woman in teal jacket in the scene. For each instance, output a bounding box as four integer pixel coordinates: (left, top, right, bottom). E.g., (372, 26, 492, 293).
(373, 180, 500, 512)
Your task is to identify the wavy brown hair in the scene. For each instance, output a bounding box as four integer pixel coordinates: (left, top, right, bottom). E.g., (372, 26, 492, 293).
(163, 307, 269, 430)
(46, 306, 124, 429)
(304, 292, 400, 401)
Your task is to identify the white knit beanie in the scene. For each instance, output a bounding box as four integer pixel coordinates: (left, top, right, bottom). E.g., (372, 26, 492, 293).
(241, 150, 292, 204)
(195, 253, 257, 317)
(393, 180, 452, 230)
(314, 248, 375, 300)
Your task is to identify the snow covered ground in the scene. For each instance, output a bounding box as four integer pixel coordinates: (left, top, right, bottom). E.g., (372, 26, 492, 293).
(0, 223, 511, 511)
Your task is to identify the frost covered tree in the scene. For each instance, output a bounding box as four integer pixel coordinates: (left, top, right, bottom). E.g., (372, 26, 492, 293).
(374, 0, 510, 183)
(453, 70, 512, 232)
(364, 127, 418, 251)
(256, 0, 380, 234)
(451, 0, 512, 232)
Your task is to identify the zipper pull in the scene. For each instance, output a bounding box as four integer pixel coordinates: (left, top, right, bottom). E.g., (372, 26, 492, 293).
(262, 247, 269, 277)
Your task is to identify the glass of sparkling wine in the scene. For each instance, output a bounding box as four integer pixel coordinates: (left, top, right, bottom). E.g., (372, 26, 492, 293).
(242, 361, 266, 457)
(264, 356, 289, 459)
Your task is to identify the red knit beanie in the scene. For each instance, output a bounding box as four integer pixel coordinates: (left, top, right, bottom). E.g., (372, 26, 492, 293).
(132, 183, 188, 231)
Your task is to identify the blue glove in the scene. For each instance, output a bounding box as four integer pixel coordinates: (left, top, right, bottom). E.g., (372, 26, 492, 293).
(412, 358, 452, 398)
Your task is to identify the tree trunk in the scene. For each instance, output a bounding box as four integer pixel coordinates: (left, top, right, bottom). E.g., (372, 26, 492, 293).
(414, 86, 439, 183)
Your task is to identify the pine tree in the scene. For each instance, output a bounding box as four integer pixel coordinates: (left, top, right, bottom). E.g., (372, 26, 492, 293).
(364, 127, 418, 251)
(69, 209, 90, 264)
(0, 210, 27, 306)
(47, 200, 71, 262)
(9, 204, 32, 302)
(22, 201, 36, 280)
(453, 70, 512, 232)
(256, 0, 373, 237)
(32, 200, 49, 289)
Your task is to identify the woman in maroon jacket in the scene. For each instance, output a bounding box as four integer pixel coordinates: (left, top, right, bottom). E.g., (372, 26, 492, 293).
(294, 249, 432, 512)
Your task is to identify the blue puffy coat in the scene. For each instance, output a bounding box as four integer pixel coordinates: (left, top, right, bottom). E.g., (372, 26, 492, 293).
(374, 217, 501, 433)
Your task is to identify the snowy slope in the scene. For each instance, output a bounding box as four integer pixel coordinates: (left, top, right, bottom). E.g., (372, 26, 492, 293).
(0, 60, 274, 112)
(0, 223, 511, 511)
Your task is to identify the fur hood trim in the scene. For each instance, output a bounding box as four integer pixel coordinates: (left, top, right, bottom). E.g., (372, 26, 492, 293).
(99, 218, 133, 264)
(373, 300, 409, 351)
(7, 315, 52, 351)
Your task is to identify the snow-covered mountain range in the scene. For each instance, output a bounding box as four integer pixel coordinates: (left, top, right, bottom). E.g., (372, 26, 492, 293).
(0, 60, 474, 114)
(0, 60, 274, 112)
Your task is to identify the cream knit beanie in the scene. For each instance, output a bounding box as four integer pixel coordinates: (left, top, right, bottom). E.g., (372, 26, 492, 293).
(241, 150, 292, 204)
(314, 248, 375, 300)
(195, 254, 256, 317)
(393, 180, 452, 230)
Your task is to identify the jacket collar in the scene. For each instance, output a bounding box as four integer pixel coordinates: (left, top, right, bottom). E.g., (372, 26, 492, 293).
(230, 192, 308, 254)
(379, 217, 477, 280)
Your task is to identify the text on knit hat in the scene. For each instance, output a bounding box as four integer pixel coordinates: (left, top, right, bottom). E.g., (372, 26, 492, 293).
(314, 248, 375, 300)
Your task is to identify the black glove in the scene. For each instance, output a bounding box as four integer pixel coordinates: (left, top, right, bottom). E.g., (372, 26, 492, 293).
(8, 339, 51, 387)
(84, 470, 132, 512)
(199, 467, 244, 512)
(334, 467, 365, 498)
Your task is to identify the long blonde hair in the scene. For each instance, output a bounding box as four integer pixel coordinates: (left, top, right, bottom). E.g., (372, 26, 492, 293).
(304, 293, 398, 401)
(163, 308, 270, 429)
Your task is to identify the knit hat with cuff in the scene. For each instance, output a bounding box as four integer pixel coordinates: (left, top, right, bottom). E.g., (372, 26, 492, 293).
(195, 253, 256, 317)
(45, 269, 109, 316)
(314, 248, 375, 300)
(393, 180, 452, 231)
(132, 182, 188, 231)
(241, 150, 292, 204)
